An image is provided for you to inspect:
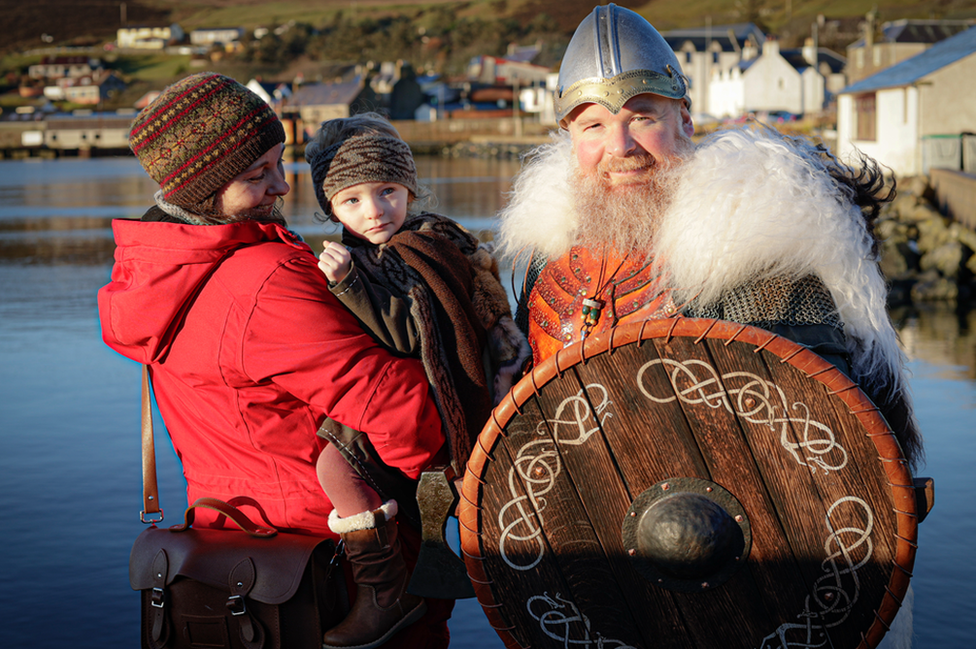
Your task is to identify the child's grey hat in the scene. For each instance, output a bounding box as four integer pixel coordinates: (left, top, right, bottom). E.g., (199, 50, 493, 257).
(310, 134, 418, 211)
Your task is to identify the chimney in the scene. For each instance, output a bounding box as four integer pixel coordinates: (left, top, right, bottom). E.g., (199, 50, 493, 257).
(802, 38, 817, 65)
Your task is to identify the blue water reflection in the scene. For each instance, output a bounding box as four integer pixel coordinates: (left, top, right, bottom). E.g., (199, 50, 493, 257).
(0, 156, 971, 648)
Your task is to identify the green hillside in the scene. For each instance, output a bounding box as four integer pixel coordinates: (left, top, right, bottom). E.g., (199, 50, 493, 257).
(8, 0, 976, 55)
(4, 0, 976, 101)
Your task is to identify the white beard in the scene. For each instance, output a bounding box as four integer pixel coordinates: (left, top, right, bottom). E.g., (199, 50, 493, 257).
(497, 126, 909, 401)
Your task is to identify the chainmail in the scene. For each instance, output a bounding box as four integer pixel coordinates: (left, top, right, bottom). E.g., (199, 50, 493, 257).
(514, 251, 548, 335)
(683, 275, 842, 329)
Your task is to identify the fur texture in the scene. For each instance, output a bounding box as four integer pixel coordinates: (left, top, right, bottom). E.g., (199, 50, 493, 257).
(498, 133, 577, 260)
(497, 126, 908, 398)
(328, 499, 398, 534)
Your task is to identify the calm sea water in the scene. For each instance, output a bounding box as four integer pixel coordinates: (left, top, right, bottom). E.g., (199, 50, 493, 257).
(0, 156, 972, 648)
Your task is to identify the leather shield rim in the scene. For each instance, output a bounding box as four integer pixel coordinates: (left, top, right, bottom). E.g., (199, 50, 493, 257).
(458, 317, 918, 649)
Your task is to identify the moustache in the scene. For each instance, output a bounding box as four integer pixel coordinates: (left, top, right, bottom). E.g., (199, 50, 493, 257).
(598, 154, 658, 177)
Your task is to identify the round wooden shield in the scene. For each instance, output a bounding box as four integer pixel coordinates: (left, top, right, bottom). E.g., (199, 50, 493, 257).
(458, 319, 918, 649)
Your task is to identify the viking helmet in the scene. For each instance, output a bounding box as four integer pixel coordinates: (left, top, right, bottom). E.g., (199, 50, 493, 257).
(555, 4, 688, 124)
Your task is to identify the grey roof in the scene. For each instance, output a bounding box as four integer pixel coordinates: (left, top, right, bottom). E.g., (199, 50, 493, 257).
(780, 47, 846, 74)
(887, 19, 971, 43)
(290, 77, 365, 107)
(841, 26, 976, 94)
(663, 23, 765, 53)
(848, 19, 973, 48)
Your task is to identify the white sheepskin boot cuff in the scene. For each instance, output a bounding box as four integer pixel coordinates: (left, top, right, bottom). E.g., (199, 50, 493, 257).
(328, 499, 398, 534)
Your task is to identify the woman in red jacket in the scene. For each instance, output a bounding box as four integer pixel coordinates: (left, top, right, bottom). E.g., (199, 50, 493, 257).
(98, 72, 453, 648)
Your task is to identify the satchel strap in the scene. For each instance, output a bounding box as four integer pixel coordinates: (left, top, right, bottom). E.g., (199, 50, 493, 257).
(169, 497, 278, 538)
(149, 549, 170, 645)
(140, 368, 276, 539)
(141, 366, 163, 524)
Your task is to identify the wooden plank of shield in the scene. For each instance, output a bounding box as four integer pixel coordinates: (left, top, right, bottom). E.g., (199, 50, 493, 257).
(460, 319, 918, 649)
(689, 321, 917, 648)
(574, 334, 810, 646)
(700, 336, 892, 645)
(526, 359, 693, 647)
(472, 394, 648, 648)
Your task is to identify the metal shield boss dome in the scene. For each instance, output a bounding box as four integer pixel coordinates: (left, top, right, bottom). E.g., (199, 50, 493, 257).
(555, 3, 688, 124)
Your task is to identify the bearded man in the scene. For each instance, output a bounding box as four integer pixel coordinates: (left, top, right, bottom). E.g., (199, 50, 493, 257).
(499, 7, 921, 647)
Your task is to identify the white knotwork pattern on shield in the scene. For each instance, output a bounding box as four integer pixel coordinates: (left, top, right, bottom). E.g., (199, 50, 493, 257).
(636, 358, 848, 474)
(497, 384, 613, 571)
(526, 592, 639, 649)
(758, 497, 876, 648)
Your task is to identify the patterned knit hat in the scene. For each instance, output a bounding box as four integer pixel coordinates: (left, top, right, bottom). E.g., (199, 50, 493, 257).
(310, 134, 418, 212)
(129, 72, 285, 211)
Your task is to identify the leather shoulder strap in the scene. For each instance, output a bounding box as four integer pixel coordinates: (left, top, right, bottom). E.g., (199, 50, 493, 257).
(141, 365, 163, 523)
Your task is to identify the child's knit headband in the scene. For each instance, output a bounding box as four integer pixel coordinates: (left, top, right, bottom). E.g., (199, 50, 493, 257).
(312, 135, 419, 210)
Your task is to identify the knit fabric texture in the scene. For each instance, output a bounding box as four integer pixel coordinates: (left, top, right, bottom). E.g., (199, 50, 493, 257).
(311, 134, 418, 211)
(129, 72, 285, 211)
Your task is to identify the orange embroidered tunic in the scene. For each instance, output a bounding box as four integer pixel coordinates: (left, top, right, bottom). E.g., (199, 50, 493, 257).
(527, 245, 677, 363)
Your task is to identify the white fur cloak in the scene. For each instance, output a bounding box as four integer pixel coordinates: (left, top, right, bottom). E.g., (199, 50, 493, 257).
(498, 127, 908, 400)
(498, 126, 917, 648)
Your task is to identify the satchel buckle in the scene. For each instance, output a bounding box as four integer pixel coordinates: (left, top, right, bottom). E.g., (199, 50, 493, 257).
(226, 595, 247, 616)
(151, 587, 166, 608)
(141, 509, 164, 524)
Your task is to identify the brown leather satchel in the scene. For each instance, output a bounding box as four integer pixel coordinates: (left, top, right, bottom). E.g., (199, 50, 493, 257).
(129, 366, 346, 649)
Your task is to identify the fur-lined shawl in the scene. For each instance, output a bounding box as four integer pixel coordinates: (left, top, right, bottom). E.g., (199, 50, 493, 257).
(498, 127, 907, 404)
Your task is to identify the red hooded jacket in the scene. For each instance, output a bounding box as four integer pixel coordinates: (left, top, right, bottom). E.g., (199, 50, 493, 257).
(98, 217, 447, 536)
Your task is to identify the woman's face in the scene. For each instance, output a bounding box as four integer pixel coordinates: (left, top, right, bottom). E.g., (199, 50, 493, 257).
(214, 143, 290, 219)
(330, 182, 410, 244)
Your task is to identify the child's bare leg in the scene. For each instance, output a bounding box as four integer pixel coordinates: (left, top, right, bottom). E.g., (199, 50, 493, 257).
(316, 442, 383, 516)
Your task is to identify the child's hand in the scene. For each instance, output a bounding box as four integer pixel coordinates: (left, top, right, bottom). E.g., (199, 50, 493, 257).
(318, 241, 352, 284)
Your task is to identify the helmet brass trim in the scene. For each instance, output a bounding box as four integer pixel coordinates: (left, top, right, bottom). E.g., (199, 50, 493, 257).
(555, 66, 688, 124)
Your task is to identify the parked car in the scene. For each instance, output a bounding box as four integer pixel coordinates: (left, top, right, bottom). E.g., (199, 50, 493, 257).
(765, 110, 800, 123)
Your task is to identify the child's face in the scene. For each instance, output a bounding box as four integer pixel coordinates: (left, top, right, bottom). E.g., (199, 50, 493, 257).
(330, 182, 409, 244)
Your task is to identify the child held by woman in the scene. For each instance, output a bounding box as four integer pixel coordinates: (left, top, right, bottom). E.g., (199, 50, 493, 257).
(305, 113, 529, 649)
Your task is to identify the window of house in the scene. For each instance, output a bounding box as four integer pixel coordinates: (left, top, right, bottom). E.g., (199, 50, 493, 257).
(855, 93, 877, 141)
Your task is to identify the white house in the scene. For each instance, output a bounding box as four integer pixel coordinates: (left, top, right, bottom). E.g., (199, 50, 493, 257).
(709, 40, 802, 117)
(663, 23, 764, 115)
(781, 40, 847, 109)
(117, 24, 184, 49)
(708, 38, 845, 119)
(29, 56, 101, 80)
(837, 26, 976, 177)
(846, 17, 973, 85)
(190, 28, 245, 47)
(246, 79, 292, 108)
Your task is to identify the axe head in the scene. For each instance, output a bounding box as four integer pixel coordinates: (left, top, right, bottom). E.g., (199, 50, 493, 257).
(407, 467, 475, 599)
